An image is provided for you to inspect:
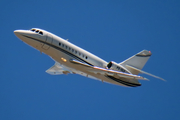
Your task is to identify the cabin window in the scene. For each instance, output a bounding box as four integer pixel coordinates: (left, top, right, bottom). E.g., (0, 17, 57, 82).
(36, 30, 39, 33)
(82, 55, 84, 58)
(59, 43, 61, 46)
(75, 51, 77, 54)
(86, 56, 88, 59)
(65, 46, 67, 49)
(79, 53, 81, 56)
(39, 31, 43, 35)
(72, 49, 74, 52)
(62, 44, 64, 47)
(69, 47, 71, 51)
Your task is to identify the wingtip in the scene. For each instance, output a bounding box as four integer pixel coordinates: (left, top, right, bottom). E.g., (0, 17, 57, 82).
(145, 78, 149, 81)
(160, 78, 166, 82)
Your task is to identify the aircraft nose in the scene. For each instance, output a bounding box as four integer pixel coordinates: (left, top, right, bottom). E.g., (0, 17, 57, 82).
(14, 30, 31, 39)
(14, 30, 23, 36)
(14, 30, 29, 40)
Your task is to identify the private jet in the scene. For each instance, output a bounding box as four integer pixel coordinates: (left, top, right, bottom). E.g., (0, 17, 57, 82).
(14, 28, 164, 87)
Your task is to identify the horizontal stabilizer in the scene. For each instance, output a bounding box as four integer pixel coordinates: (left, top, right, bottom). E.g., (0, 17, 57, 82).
(126, 65, 165, 81)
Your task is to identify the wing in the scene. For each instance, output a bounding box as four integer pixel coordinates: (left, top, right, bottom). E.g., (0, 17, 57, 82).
(46, 62, 72, 75)
(70, 59, 148, 80)
(46, 61, 101, 80)
(125, 65, 165, 81)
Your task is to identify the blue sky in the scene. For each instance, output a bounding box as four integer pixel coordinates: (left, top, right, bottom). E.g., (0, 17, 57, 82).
(1, 0, 180, 120)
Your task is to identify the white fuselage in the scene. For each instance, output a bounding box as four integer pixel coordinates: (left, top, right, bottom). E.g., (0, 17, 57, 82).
(14, 28, 125, 85)
(14, 28, 165, 87)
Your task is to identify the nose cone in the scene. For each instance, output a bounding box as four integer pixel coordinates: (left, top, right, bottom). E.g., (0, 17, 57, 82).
(14, 30, 33, 40)
(14, 30, 24, 35)
(14, 30, 31, 42)
(14, 30, 24, 38)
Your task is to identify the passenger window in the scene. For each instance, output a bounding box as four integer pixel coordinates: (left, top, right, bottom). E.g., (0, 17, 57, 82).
(59, 43, 61, 46)
(82, 55, 84, 58)
(36, 30, 39, 33)
(72, 49, 74, 52)
(75, 51, 77, 54)
(79, 53, 81, 56)
(69, 47, 71, 51)
(66, 46, 67, 49)
(86, 56, 88, 59)
(62, 44, 64, 47)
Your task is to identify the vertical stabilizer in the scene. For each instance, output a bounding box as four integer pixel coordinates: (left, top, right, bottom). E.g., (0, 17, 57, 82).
(120, 50, 152, 75)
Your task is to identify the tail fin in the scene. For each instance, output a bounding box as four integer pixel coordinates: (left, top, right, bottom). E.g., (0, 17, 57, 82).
(120, 50, 152, 75)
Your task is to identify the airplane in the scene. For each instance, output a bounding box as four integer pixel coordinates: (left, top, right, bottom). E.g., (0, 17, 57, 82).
(14, 28, 165, 87)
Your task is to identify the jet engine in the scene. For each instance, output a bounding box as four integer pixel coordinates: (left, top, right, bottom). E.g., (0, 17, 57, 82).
(107, 61, 131, 73)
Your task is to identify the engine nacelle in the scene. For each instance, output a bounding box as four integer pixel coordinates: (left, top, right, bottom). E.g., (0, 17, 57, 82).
(107, 61, 131, 73)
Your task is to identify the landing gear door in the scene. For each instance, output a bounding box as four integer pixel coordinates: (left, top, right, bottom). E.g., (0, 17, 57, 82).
(42, 34, 53, 50)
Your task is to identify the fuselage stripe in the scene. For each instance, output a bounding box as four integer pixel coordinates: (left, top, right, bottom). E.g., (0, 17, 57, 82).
(136, 55, 151, 57)
(106, 75, 141, 87)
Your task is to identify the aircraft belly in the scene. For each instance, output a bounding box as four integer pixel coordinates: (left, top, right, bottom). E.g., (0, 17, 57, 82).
(67, 64, 140, 87)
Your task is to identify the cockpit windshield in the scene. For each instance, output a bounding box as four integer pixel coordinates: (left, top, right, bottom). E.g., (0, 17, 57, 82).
(30, 28, 43, 35)
(31, 29, 36, 32)
(39, 31, 43, 35)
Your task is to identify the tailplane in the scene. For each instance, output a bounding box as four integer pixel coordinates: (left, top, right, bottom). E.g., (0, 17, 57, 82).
(125, 64, 165, 81)
(120, 50, 165, 81)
